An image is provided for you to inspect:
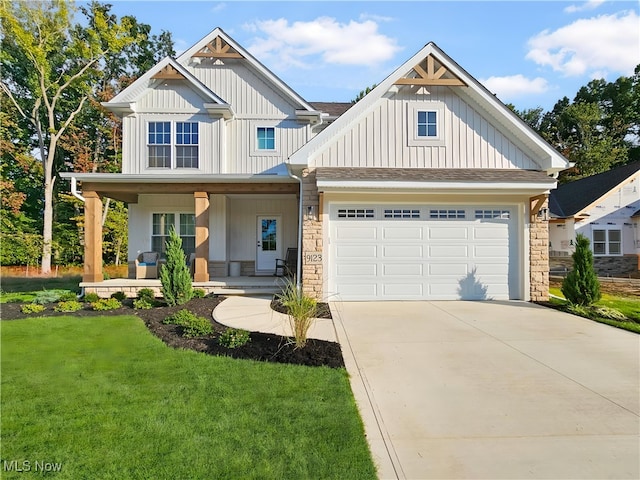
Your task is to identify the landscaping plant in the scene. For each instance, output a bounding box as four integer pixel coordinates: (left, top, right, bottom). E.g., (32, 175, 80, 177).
(91, 298, 122, 311)
(276, 278, 317, 349)
(163, 309, 212, 338)
(159, 227, 193, 306)
(54, 300, 83, 313)
(561, 233, 601, 306)
(219, 328, 251, 348)
(20, 303, 45, 314)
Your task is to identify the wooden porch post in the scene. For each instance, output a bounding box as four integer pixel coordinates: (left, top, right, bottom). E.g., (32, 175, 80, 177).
(194, 192, 210, 282)
(83, 191, 103, 282)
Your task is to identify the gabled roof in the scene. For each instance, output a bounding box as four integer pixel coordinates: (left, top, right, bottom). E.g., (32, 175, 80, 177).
(549, 162, 640, 218)
(177, 28, 320, 120)
(104, 57, 233, 118)
(289, 42, 570, 174)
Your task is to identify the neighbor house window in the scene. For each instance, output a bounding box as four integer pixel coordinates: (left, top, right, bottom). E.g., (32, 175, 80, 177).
(592, 228, 621, 256)
(151, 213, 195, 258)
(257, 127, 275, 150)
(417, 111, 437, 138)
(147, 121, 199, 169)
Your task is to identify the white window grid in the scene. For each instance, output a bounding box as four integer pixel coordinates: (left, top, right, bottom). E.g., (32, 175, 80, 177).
(429, 209, 466, 219)
(337, 208, 375, 219)
(475, 210, 511, 219)
(383, 209, 420, 219)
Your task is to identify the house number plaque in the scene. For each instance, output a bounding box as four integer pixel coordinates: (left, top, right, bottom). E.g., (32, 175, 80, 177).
(304, 252, 322, 264)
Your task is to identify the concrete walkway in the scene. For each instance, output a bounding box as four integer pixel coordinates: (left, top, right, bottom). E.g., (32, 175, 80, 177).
(331, 300, 640, 480)
(213, 295, 337, 342)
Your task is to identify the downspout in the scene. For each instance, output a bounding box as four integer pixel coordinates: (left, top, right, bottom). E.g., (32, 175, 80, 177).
(70, 176, 85, 203)
(286, 164, 303, 293)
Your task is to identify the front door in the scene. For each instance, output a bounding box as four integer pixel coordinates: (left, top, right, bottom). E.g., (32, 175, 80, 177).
(256, 216, 281, 274)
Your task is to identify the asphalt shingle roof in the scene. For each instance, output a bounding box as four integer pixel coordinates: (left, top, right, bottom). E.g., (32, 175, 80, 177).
(549, 162, 640, 218)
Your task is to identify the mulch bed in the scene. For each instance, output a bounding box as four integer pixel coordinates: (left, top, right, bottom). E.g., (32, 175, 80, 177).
(1, 297, 344, 369)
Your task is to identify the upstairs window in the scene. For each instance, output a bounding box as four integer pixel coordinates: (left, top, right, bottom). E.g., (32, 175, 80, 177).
(147, 121, 199, 169)
(257, 127, 275, 150)
(417, 111, 437, 138)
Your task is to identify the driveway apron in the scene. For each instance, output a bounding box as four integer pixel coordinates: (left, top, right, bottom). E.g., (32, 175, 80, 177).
(331, 301, 640, 479)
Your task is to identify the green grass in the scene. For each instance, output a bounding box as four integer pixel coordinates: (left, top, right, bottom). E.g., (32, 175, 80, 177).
(1, 316, 376, 479)
(550, 287, 640, 333)
(1, 276, 81, 303)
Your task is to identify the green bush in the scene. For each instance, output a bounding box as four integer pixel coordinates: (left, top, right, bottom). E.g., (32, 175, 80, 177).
(133, 298, 154, 310)
(91, 298, 122, 311)
(33, 290, 62, 305)
(110, 291, 127, 301)
(276, 278, 317, 349)
(219, 328, 251, 348)
(58, 291, 78, 302)
(20, 303, 46, 314)
(562, 234, 601, 306)
(83, 292, 100, 303)
(159, 227, 193, 306)
(192, 288, 206, 298)
(163, 309, 212, 338)
(54, 300, 83, 313)
(137, 288, 156, 302)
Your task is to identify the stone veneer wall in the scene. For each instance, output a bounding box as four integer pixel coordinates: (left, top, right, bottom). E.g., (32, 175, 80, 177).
(301, 169, 323, 300)
(530, 198, 550, 302)
(550, 254, 639, 277)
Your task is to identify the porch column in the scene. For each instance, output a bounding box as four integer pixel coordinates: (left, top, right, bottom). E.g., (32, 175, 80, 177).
(83, 191, 103, 282)
(194, 192, 210, 282)
(529, 194, 549, 302)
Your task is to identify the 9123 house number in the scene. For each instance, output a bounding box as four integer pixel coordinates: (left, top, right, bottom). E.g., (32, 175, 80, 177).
(304, 253, 322, 264)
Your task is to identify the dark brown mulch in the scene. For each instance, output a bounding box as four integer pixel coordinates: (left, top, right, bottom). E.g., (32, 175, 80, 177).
(1, 297, 344, 369)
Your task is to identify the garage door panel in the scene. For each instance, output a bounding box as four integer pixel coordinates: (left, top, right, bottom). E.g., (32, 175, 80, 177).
(382, 227, 423, 240)
(383, 283, 424, 296)
(336, 245, 377, 258)
(335, 226, 378, 240)
(429, 245, 468, 257)
(383, 245, 423, 258)
(383, 263, 424, 276)
(336, 283, 378, 297)
(429, 263, 467, 276)
(428, 227, 469, 240)
(473, 263, 509, 275)
(474, 226, 509, 239)
(336, 264, 377, 276)
(475, 245, 510, 258)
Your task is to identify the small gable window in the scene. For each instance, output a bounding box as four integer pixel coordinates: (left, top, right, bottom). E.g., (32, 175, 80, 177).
(257, 127, 275, 150)
(417, 111, 437, 137)
(147, 121, 199, 169)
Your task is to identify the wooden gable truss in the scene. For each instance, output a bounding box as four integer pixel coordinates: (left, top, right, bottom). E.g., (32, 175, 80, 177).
(395, 54, 467, 86)
(151, 64, 186, 80)
(192, 36, 243, 59)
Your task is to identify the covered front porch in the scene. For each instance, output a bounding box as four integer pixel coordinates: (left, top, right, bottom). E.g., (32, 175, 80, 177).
(80, 275, 286, 298)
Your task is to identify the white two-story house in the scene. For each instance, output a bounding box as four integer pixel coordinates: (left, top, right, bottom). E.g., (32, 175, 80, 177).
(64, 27, 569, 301)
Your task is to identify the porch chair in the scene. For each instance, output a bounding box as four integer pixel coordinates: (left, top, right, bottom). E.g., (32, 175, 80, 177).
(275, 248, 297, 277)
(135, 251, 160, 279)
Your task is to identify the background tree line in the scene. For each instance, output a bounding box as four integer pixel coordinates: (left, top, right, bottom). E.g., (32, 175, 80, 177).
(1, 1, 638, 270)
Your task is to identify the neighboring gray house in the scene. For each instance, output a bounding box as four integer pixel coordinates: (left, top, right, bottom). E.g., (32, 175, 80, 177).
(549, 162, 640, 276)
(63, 27, 570, 301)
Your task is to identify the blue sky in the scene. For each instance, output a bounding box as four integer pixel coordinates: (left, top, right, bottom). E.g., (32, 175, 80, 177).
(102, 0, 639, 111)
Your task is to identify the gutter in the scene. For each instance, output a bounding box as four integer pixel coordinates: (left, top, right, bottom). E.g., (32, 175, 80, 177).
(70, 176, 85, 203)
(286, 164, 303, 293)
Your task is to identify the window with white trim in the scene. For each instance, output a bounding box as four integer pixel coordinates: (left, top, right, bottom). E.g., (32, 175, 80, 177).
(475, 210, 510, 219)
(337, 208, 375, 219)
(152, 213, 196, 258)
(407, 102, 445, 146)
(384, 208, 420, 219)
(429, 209, 465, 219)
(147, 121, 199, 169)
(592, 228, 621, 256)
(417, 111, 437, 138)
(257, 127, 275, 150)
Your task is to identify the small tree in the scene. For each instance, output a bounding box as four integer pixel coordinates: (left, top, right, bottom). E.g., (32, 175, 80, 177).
(561, 233, 601, 306)
(159, 227, 193, 306)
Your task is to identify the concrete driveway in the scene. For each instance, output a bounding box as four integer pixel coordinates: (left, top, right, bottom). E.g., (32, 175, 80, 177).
(330, 301, 639, 479)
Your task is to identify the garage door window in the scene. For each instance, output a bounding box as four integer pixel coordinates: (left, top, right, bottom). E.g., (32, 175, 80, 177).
(429, 209, 465, 219)
(475, 210, 510, 219)
(337, 208, 375, 219)
(384, 208, 420, 219)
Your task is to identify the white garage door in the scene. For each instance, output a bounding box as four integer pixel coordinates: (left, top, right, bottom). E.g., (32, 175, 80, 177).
(329, 205, 519, 301)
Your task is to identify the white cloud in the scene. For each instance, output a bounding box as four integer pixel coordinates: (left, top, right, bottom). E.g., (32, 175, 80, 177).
(564, 0, 606, 14)
(210, 3, 226, 13)
(481, 75, 550, 99)
(244, 17, 401, 69)
(526, 10, 639, 77)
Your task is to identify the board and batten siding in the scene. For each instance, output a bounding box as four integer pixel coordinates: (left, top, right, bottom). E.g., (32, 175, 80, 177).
(311, 86, 540, 170)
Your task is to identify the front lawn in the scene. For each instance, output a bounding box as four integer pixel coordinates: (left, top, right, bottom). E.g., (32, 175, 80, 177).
(1, 316, 376, 479)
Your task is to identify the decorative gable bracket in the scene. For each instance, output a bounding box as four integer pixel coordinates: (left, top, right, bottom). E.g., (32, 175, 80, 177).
(395, 54, 467, 87)
(151, 64, 186, 80)
(192, 36, 243, 59)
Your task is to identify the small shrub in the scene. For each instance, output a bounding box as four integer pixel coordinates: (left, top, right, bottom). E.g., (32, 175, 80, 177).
(163, 309, 212, 337)
(133, 298, 154, 310)
(219, 328, 250, 348)
(21, 303, 46, 314)
(33, 290, 62, 305)
(58, 291, 78, 302)
(182, 315, 213, 338)
(276, 278, 317, 349)
(137, 288, 155, 300)
(159, 227, 193, 306)
(54, 300, 83, 313)
(83, 292, 100, 303)
(193, 288, 206, 298)
(562, 234, 601, 306)
(91, 298, 122, 311)
(110, 291, 127, 301)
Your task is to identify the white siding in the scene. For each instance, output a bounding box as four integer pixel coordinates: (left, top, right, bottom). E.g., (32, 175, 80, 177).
(312, 86, 540, 170)
(137, 81, 204, 112)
